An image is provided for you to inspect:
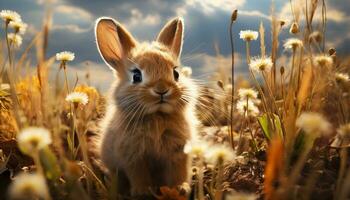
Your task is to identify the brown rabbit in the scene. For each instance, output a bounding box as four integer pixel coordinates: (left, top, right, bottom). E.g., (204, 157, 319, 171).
(95, 17, 199, 196)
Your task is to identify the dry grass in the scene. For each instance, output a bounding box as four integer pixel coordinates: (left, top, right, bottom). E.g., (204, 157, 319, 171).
(1, 1, 350, 200)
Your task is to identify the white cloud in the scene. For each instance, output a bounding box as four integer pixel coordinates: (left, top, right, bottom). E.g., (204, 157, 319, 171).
(52, 24, 92, 33)
(184, 0, 246, 14)
(55, 5, 93, 20)
(66, 61, 114, 92)
(126, 9, 161, 28)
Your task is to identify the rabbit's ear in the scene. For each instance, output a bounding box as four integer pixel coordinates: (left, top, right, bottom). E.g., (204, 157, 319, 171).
(95, 17, 137, 71)
(156, 17, 184, 58)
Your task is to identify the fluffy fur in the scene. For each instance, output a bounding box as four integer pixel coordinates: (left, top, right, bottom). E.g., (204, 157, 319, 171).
(95, 17, 198, 196)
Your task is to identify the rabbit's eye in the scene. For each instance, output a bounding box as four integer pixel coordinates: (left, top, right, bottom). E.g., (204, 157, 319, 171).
(131, 68, 142, 83)
(173, 67, 179, 81)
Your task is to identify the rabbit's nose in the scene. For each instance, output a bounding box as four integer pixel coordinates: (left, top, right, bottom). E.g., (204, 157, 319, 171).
(155, 89, 169, 96)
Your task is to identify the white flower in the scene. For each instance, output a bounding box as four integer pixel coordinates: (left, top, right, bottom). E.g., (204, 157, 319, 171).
(335, 73, 349, 83)
(226, 191, 257, 200)
(17, 127, 52, 155)
(205, 144, 235, 164)
(9, 173, 49, 199)
(9, 20, 27, 34)
(238, 88, 258, 100)
(56, 51, 75, 62)
(239, 30, 258, 41)
(296, 112, 331, 137)
(0, 10, 21, 23)
(184, 140, 209, 158)
(65, 92, 89, 105)
(283, 38, 303, 50)
(314, 55, 333, 68)
(249, 57, 273, 73)
(181, 66, 192, 77)
(7, 33, 22, 48)
(337, 123, 350, 140)
(236, 99, 259, 117)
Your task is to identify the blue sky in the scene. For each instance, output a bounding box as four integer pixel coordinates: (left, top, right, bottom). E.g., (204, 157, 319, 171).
(1, 0, 349, 91)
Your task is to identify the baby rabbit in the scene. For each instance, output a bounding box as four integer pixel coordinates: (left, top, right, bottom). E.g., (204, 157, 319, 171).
(95, 17, 198, 196)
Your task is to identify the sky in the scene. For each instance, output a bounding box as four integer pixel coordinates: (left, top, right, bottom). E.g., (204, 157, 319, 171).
(1, 0, 349, 91)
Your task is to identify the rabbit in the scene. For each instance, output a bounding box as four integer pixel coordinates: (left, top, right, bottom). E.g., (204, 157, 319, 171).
(95, 16, 199, 196)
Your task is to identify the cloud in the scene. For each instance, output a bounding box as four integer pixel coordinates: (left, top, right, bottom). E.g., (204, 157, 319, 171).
(126, 9, 161, 28)
(66, 61, 114, 92)
(182, 0, 246, 15)
(55, 5, 93, 20)
(51, 24, 92, 33)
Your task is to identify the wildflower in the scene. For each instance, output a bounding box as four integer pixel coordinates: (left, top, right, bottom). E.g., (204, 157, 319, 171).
(249, 57, 273, 73)
(17, 127, 52, 155)
(181, 66, 192, 77)
(56, 51, 75, 62)
(289, 22, 299, 34)
(9, 20, 27, 34)
(236, 99, 259, 117)
(296, 112, 331, 137)
(335, 73, 349, 83)
(239, 30, 258, 41)
(337, 123, 350, 140)
(184, 140, 209, 158)
(226, 191, 257, 200)
(9, 173, 48, 199)
(65, 92, 89, 106)
(314, 55, 333, 68)
(7, 33, 22, 48)
(0, 10, 21, 24)
(205, 144, 235, 164)
(238, 88, 258, 100)
(283, 38, 303, 51)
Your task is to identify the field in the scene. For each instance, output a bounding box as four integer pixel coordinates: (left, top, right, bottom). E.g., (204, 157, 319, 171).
(0, 0, 350, 200)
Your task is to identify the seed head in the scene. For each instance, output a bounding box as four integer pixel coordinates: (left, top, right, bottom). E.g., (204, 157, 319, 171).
(239, 30, 258, 42)
(17, 127, 52, 156)
(249, 57, 273, 73)
(296, 112, 331, 137)
(56, 51, 75, 62)
(9, 173, 48, 199)
(0, 10, 21, 24)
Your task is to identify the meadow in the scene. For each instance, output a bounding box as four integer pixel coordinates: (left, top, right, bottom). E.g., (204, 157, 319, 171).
(0, 0, 350, 200)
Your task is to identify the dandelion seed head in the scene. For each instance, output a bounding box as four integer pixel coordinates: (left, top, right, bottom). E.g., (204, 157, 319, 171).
(181, 66, 192, 77)
(205, 144, 235, 164)
(184, 140, 209, 158)
(9, 20, 27, 34)
(335, 73, 349, 83)
(249, 57, 273, 73)
(65, 92, 89, 105)
(236, 99, 259, 117)
(314, 55, 333, 68)
(9, 173, 48, 199)
(0, 10, 21, 23)
(283, 38, 303, 50)
(238, 88, 258, 100)
(239, 30, 258, 41)
(7, 33, 22, 48)
(17, 127, 52, 156)
(296, 112, 331, 137)
(56, 51, 75, 62)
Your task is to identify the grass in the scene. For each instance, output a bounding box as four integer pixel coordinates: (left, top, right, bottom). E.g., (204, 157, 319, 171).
(1, 1, 350, 200)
